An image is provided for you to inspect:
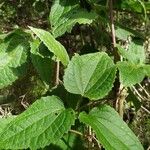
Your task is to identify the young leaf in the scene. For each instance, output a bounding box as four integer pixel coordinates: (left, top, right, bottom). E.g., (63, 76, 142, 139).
(79, 105, 144, 150)
(29, 26, 69, 66)
(64, 52, 116, 100)
(50, 0, 98, 38)
(117, 61, 145, 87)
(0, 96, 75, 149)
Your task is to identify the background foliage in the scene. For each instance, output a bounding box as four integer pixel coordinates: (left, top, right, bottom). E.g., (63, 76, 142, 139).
(0, 0, 150, 149)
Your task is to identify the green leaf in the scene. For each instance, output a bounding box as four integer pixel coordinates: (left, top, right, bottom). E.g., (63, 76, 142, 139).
(45, 132, 85, 150)
(0, 34, 29, 89)
(79, 105, 144, 150)
(0, 117, 15, 134)
(0, 65, 26, 89)
(128, 41, 145, 64)
(119, 0, 146, 16)
(64, 52, 116, 100)
(0, 96, 75, 149)
(29, 26, 69, 66)
(115, 27, 134, 41)
(143, 65, 150, 77)
(50, 0, 98, 38)
(117, 41, 145, 65)
(117, 61, 145, 87)
(50, 84, 81, 109)
(30, 40, 53, 85)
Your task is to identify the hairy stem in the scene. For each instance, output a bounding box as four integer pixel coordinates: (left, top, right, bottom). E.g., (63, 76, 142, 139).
(109, 0, 126, 118)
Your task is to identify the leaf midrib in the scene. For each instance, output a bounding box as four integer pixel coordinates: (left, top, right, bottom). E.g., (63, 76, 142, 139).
(0, 108, 64, 142)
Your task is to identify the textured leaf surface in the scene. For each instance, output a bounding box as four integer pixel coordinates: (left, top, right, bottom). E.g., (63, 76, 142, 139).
(30, 40, 53, 85)
(0, 96, 75, 149)
(0, 34, 29, 89)
(64, 52, 116, 100)
(0, 117, 15, 134)
(50, 0, 98, 38)
(29, 26, 69, 66)
(79, 105, 144, 150)
(117, 61, 145, 87)
(0, 65, 26, 89)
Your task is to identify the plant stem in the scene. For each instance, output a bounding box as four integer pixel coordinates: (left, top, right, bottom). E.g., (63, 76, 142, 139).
(138, 83, 150, 99)
(78, 99, 108, 111)
(141, 106, 150, 114)
(70, 129, 101, 149)
(92, 135, 101, 149)
(88, 126, 92, 149)
(69, 129, 83, 136)
(110, 0, 116, 47)
(55, 60, 60, 86)
(132, 86, 144, 101)
(75, 96, 83, 111)
(116, 86, 128, 118)
(109, 0, 126, 118)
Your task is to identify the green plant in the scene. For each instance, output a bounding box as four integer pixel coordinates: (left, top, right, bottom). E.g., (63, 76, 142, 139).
(0, 0, 150, 149)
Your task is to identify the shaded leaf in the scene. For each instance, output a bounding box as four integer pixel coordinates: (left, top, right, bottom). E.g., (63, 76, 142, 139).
(30, 40, 53, 85)
(29, 26, 69, 66)
(49, 84, 81, 109)
(45, 132, 85, 150)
